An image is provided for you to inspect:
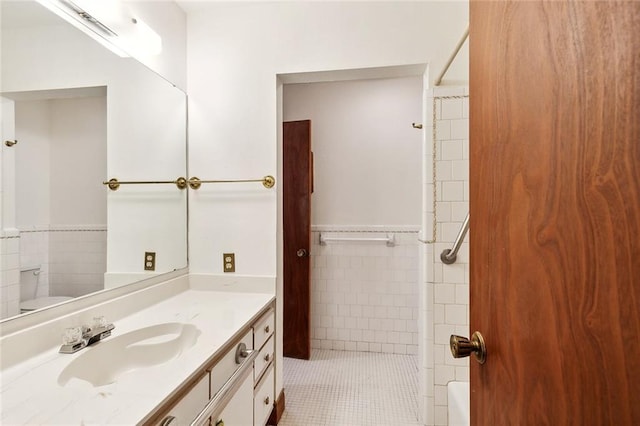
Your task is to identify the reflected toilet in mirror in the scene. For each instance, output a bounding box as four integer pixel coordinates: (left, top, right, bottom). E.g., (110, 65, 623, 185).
(19, 266, 72, 314)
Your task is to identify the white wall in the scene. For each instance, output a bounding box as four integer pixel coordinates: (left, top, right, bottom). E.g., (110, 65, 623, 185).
(50, 97, 107, 225)
(283, 77, 422, 226)
(186, 0, 468, 270)
(14, 101, 51, 228)
(15, 97, 107, 228)
(186, 1, 469, 422)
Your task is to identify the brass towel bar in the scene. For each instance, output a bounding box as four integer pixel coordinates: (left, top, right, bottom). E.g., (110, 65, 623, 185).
(102, 177, 188, 191)
(187, 176, 275, 190)
(103, 176, 275, 191)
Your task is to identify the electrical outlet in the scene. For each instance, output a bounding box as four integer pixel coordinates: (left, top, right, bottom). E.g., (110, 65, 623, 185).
(144, 252, 156, 271)
(223, 253, 235, 273)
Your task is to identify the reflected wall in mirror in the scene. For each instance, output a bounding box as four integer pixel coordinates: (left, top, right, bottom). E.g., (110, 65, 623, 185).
(0, 1, 188, 320)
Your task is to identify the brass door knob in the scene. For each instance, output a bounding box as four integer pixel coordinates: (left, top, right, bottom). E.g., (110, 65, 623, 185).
(450, 331, 486, 364)
(297, 249, 308, 257)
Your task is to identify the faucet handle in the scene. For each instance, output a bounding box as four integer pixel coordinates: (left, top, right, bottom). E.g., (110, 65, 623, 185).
(93, 316, 107, 329)
(81, 324, 92, 339)
(62, 327, 82, 345)
(60, 327, 88, 354)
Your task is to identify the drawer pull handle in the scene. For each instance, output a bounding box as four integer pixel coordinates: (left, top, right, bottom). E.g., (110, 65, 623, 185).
(264, 353, 271, 362)
(264, 396, 270, 405)
(191, 348, 258, 425)
(235, 342, 250, 364)
(160, 416, 176, 426)
(264, 325, 270, 334)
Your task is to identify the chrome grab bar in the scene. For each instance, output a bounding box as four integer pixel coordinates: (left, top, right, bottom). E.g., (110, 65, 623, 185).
(319, 233, 395, 247)
(440, 213, 469, 264)
(190, 346, 258, 426)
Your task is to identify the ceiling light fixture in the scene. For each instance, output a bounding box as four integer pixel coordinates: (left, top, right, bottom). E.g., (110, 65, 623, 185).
(36, 0, 162, 59)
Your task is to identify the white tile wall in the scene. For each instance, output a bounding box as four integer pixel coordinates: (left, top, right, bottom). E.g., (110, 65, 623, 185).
(311, 227, 419, 355)
(17, 227, 106, 300)
(19, 229, 50, 299)
(48, 228, 106, 297)
(0, 233, 21, 318)
(423, 86, 470, 426)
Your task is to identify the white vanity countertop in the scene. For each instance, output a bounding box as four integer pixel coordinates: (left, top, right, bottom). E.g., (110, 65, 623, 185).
(0, 289, 274, 425)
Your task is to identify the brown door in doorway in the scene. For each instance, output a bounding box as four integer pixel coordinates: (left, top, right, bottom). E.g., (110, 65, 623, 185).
(469, 2, 640, 424)
(283, 120, 312, 360)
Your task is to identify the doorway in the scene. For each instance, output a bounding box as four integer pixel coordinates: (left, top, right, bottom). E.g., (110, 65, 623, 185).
(280, 74, 424, 423)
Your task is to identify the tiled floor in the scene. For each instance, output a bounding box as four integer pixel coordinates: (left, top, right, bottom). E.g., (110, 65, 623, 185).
(279, 349, 420, 426)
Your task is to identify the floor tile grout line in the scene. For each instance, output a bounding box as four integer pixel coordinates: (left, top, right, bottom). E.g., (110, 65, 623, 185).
(280, 349, 420, 426)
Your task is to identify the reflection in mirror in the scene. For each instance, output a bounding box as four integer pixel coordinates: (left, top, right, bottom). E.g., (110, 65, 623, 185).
(0, 1, 187, 320)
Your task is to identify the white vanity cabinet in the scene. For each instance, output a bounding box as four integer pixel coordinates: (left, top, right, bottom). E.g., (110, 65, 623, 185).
(210, 331, 253, 397)
(253, 368, 275, 426)
(148, 303, 276, 426)
(212, 374, 254, 426)
(156, 374, 210, 425)
(252, 309, 275, 426)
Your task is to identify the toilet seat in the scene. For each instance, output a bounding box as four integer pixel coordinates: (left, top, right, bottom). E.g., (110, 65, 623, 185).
(20, 296, 73, 312)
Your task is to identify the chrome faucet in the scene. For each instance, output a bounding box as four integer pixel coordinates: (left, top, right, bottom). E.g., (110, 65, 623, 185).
(59, 317, 115, 354)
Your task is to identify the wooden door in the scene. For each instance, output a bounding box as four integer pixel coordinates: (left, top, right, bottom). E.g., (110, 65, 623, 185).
(470, 2, 640, 424)
(283, 120, 312, 360)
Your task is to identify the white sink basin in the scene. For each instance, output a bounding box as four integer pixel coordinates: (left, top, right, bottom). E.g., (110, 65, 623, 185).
(58, 322, 200, 387)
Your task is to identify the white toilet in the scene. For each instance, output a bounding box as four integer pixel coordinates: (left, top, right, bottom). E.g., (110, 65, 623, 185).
(19, 266, 73, 313)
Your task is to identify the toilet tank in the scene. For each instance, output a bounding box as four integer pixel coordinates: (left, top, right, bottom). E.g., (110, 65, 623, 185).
(19, 266, 41, 301)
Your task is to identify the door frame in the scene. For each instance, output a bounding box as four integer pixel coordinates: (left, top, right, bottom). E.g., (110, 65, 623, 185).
(274, 63, 430, 422)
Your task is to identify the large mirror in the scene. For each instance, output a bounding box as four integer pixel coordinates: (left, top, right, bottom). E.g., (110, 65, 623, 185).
(0, 1, 188, 320)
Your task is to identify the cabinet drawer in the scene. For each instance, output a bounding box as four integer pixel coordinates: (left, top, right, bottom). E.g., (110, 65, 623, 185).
(253, 367, 275, 426)
(253, 335, 274, 384)
(212, 373, 254, 426)
(210, 330, 253, 398)
(157, 373, 209, 426)
(253, 310, 274, 350)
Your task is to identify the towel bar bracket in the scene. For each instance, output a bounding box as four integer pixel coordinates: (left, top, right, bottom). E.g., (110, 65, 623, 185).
(440, 213, 469, 265)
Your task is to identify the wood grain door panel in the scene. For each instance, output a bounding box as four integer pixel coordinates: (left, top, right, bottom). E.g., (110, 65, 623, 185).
(283, 120, 312, 360)
(470, 2, 640, 424)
